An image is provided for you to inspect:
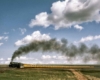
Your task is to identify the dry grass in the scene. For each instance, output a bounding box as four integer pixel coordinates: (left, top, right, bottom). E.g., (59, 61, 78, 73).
(0, 67, 76, 80)
(85, 75, 100, 80)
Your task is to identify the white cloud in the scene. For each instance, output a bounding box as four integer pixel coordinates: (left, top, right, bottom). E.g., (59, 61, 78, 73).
(0, 43, 3, 46)
(0, 58, 4, 61)
(41, 55, 66, 60)
(4, 61, 10, 64)
(0, 58, 10, 64)
(74, 25, 83, 30)
(0, 36, 9, 41)
(15, 31, 51, 46)
(0, 54, 98, 64)
(4, 32, 9, 34)
(0, 36, 8, 46)
(0, 36, 9, 46)
(76, 35, 100, 43)
(42, 55, 51, 59)
(0, 36, 4, 40)
(12, 29, 15, 31)
(29, 0, 100, 30)
(29, 12, 50, 28)
(4, 36, 9, 41)
(19, 28, 27, 35)
(7, 58, 11, 61)
(50, 61, 55, 64)
(14, 55, 67, 64)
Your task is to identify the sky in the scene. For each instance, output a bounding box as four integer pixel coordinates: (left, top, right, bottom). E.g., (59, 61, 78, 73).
(0, 0, 100, 64)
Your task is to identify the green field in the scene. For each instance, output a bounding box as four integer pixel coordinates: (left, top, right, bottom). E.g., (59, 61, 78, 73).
(80, 69, 100, 78)
(1, 65, 100, 80)
(0, 67, 76, 80)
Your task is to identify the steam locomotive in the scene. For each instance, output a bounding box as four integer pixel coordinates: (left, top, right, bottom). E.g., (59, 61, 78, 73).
(9, 62, 95, 69)
(9, 62, 24, 68)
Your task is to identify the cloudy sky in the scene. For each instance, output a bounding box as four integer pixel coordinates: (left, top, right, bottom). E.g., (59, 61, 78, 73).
(0, 0, 100, 64)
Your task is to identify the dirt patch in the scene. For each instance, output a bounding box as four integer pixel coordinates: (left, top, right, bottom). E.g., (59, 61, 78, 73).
(70, 69, 87, 80)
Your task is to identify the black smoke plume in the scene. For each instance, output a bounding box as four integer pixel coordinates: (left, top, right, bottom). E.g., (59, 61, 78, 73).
(11, 38, 100, 63)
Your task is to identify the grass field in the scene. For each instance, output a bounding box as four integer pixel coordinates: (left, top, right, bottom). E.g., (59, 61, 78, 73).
(1, 65, 100, 80)
(80, 69, 100, 78)
(0, 67, 76, 80)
